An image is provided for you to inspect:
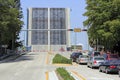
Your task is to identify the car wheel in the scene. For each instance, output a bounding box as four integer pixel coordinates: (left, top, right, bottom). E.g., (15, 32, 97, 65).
(99, 67, 102, 72)
(87, 65, 89, 67)
(119, 71, 120, 77)
(91, 66, 94, 69)
(91, 64, 94, 69)
(72, 59, 75, 62)
(87, 63, 89, 67)
(105, 68, 109, 74)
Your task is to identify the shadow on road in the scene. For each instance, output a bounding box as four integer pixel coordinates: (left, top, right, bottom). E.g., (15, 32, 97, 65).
(0, 53, 34, 64)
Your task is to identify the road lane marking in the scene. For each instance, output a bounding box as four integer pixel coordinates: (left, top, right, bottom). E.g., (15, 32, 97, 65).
(45, 72, 49, 80)
(46, 53, 49, 64)
(89, 77, 114, 80)
(71, 71, 86, 80)
(53, 64, 72, 66)
(53, 62, 78, 66)
(72, 62, 79, 66)
(49, 71, 59, 80)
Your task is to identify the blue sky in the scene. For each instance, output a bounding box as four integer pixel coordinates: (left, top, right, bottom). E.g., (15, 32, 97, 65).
(20, 0, 90, 50)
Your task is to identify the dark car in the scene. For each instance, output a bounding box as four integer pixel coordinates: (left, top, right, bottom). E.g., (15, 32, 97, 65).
(99, 60, 120, 74)
(88, 51, 93, 56)
(70, 52, 82, 62)
(106, 54, 119, 60)
(89, 51, 100, 57)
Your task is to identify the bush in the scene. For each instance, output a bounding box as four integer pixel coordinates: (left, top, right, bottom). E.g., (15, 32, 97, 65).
(56, 67, 75, 80)
(53, 54, 72, 64)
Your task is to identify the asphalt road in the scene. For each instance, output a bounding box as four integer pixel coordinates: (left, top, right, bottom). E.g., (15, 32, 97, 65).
(0, 52, 48, 80)
(0, 52, 119, 80)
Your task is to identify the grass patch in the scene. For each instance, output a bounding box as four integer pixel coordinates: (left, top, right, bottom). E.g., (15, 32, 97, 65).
(52, 54, 72, 64)
(56, 67, 75, 80)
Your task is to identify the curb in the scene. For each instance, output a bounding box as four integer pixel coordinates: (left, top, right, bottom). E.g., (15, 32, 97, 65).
(53, 64, 72, 66)
(71, 71, 86, 80)
(47, 71, 59, 80)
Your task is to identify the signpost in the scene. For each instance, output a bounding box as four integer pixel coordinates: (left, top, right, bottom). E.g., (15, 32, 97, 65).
(73, 28, 81, 50)
(68, 28, 88, 51)
(2, 45, 8, 54)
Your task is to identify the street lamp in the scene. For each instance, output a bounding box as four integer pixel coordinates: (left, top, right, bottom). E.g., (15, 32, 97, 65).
(73, 28, 81, 50)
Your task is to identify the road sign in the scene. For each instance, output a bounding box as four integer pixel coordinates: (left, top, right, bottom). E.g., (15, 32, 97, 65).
(74, 28, 81, 32)
(2, 45, 8, 48)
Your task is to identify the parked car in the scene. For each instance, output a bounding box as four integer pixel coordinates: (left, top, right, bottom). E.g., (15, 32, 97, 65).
(118, 64, 120, 77)
(90, 51, 100, 57)
(87, 56, 105, 69)
(70, 52, 82, 62)
(76, 55, 89, 64)
(88, 51, 93, 56)
(99, 60, 120, 74)
(106, 54, 119, 60)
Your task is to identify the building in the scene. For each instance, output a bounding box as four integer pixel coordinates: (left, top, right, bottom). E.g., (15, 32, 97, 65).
(27, 8, 71, 52)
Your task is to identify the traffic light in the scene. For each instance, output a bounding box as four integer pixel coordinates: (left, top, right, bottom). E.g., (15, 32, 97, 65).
(82, 29, 87, 31)
(68, 29, 73, 31)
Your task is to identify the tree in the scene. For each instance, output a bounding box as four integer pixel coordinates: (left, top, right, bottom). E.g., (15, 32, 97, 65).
(0, 0, 23, 50)
(83, 0, 120, 51)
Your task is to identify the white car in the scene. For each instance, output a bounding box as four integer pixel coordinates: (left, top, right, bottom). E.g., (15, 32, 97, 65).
(87, 56, 105, 69)
(76, 55, 89, 64)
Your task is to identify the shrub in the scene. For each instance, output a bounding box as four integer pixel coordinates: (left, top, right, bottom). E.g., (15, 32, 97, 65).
(53, 54, 72, 64)
(56, 67, 75, 80)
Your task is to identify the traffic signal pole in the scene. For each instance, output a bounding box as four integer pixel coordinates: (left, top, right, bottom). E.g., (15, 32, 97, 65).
(21, 28, 88, 51)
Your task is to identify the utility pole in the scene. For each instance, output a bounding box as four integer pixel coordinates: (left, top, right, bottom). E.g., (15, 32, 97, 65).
(73, 28, 81, 50)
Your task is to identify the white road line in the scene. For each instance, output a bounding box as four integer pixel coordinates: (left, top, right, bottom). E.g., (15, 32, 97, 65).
(70, 72, 80, 80)
(88, 77, 114, 80)
(49, 71, 59, 80)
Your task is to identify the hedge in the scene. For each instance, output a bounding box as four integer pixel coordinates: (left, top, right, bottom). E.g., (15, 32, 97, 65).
(52, 54, 72, 64)
(56, 67, 75, 80)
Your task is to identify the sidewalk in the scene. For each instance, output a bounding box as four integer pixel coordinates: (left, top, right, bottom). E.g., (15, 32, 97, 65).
(0, 54, 10, 60)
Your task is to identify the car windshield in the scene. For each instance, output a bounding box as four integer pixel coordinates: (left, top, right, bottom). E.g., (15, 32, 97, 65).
(70, 54, 74, 57)
(76, 53, 82, 55)
(81, 55, 88, 58)
(108, 59, 120, 62)
(94, 52, 100, 56)
(95, 57, 105, 60)
(110, 55, 119, 58)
